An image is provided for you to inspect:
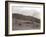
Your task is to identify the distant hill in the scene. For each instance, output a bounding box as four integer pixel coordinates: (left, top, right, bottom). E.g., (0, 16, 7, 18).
(12, 13, 40, 23)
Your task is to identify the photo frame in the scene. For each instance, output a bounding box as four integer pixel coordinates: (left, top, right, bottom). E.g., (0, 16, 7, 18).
(5, 1, 45, 36)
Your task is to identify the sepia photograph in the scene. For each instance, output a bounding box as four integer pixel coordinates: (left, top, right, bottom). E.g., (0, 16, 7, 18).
(12, 6, 40, 30)
(5, 1, 45, 36)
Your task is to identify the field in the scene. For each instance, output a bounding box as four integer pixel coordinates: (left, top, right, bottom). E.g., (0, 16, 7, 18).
(12, 14, 40, 30)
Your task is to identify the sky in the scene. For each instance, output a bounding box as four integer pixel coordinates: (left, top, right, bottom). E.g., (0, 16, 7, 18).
(12, 3, 43, 19)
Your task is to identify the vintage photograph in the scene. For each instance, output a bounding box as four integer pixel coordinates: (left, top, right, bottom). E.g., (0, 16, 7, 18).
(5, 1, 45, 36)
(12, 6, 40, 30)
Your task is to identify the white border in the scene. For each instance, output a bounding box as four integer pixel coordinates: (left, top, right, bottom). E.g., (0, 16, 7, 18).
(8, 2, 43, 34)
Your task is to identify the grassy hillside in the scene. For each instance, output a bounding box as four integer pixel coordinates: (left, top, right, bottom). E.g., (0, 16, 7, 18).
(12, 13, 40, 23)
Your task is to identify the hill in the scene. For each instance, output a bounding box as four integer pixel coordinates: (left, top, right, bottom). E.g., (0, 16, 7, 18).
(12, 13, 40, 23)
